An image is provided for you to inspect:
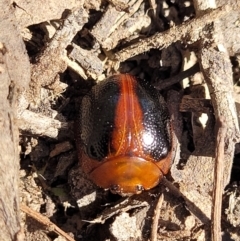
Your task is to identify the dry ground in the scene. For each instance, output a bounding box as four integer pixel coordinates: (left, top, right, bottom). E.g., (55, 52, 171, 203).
(1, 0, 240, 241)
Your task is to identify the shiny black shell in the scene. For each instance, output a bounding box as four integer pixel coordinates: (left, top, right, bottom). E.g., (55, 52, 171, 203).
(77, 74, 172, 163)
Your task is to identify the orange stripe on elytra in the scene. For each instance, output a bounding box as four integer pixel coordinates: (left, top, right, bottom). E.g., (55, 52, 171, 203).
(110, 74, 145, 157)
(116, 74, 129, 155)
(126, 74, 144, 154)
(112, 75, 129, 156)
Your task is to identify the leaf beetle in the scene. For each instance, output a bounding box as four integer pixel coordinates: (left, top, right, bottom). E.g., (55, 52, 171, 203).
(76, 74, 174, 195)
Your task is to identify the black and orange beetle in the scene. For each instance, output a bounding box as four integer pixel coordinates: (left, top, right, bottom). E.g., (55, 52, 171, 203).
(76, 74, 174, 195)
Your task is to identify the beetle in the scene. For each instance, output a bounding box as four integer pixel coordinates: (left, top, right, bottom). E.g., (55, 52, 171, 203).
(76, 74, 174, 195)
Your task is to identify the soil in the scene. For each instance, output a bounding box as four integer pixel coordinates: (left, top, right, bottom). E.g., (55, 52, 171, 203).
(2, 0, 240, 241)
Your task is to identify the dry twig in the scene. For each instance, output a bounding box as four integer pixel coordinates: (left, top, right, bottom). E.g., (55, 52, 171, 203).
(20, 204, 76, 241)
(154, 63, 200, 90)
(194, 1, 239, 240)
(162, 178, 210, 225)
(29, 6, 89, 103)
(18, 109, 65, 138)
(151, 194, 164, 241)
(91, 0, 143, 45)
(198, 6, 240, 187)
(0, 1, 30, 239)
(114, 5, 234, 62)
(211, 119, 227, 241)
(180, 97, 212, 113)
